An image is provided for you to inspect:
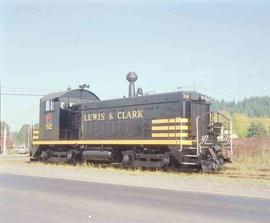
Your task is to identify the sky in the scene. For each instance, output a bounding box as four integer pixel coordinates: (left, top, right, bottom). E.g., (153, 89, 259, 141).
(0, 0, 270, 131)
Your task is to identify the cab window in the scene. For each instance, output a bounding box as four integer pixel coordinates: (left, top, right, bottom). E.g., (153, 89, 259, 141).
(45, 100, 55, 112)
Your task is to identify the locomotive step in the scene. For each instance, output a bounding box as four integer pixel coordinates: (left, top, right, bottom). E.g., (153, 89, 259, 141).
(182, 162, 198, 165)
(111, 163, 123, 167)
(181, 148, 198, 155)
(183, 155, 198, 157)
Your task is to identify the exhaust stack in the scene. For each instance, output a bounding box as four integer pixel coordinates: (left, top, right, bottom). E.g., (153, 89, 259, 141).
(126, 72, 138, 98)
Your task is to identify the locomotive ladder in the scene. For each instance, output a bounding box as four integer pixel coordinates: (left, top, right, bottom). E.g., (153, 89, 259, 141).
(196, 112, 233, 156)
(179, 118, 199, 166)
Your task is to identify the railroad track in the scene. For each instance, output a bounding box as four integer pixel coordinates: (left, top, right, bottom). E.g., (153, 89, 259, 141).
(218, 172, 270, 180)
(100, 164, 270, 180)
(18, 159, 270, 180)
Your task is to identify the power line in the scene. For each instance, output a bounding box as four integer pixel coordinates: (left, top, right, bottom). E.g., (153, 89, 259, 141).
(1, 93, 45, 96)
(198, 86, 236, 100)
(4, 107, 39, 120)
(1, 89, 49, 93)
(0, 86, 59, 91)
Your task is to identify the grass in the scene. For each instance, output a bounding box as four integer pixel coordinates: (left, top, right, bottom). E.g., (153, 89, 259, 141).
(28, 159, 270, 186)
(2, 147, 270, 184)
(1, 156, 270, 191)
(224, 147, 270, 175)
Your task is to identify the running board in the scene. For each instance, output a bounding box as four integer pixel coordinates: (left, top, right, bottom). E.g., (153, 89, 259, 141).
(134, 161, 164, 168)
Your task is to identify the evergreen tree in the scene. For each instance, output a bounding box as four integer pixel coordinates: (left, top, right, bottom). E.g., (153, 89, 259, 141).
(15, 124, 31, 145)
(211, 96, 270, 118)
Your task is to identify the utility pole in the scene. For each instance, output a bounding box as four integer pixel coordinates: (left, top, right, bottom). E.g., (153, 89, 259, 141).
(27, 124, 31, 149)
(3, 124, 6, 156)
(0, 51, 3, 146)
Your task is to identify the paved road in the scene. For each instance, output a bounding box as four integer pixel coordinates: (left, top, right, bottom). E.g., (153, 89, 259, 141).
(0, 174, 269, 223)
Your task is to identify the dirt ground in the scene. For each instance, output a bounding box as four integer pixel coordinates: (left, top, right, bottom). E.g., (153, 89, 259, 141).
(0, 155, 269, 198)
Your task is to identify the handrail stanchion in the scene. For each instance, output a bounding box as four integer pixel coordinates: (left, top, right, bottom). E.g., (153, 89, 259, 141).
(180, 118, 183, 152)
(230, 120, 233, 156)
(196, 116, 200, 156)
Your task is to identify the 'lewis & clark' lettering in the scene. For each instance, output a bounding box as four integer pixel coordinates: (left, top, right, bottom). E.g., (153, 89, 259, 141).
(117, 110, 143, 119)
(84, 110, 144, 122)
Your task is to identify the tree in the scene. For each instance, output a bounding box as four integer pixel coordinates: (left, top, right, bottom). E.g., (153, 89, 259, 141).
(1, 121, 11, 136)
(0, 121, 12, 151)
(246, 122, 267, 138)
(211, 96, 270, 118)
(15, 124, 31, 145)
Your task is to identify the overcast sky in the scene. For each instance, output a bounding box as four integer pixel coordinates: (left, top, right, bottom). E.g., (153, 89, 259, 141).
(1, 0, 270, 130)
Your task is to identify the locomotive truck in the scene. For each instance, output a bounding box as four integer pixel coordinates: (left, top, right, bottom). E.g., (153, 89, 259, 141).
(31, 73, 233, 172)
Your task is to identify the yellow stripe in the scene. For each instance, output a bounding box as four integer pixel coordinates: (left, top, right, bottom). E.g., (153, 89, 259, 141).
(152, 118, 188, 124)
(32, 139, 192, 146)
(33, 131, 39, 134)
(32, 136, 39, 140)
(152, 133, 188, 138)
(152, 126, 189, 131)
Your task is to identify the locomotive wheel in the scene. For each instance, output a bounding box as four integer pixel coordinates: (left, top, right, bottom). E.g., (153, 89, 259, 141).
(66, 150, 79, 164)
(161, 152, 171, 170)
(40, 150, 51, 162)
(122, 151, 135, 167)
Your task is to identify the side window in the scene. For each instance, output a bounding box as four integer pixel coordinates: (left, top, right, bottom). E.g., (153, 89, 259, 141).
(45, 100, 50, 111)
(45, 100, 55, 112)
(50, 100, 54, 111)
(60, 98, 69, 110)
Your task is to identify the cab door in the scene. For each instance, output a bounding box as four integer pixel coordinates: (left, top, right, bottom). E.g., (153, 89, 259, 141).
(40, 99, 60, 140)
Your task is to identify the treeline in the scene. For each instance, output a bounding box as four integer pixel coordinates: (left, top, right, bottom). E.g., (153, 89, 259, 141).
(1, 122, 31, 147)
(211, 96, 270, 137)
(211, 96, 270, 117)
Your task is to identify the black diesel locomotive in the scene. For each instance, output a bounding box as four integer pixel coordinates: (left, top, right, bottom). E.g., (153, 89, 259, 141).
(31, 73, 233, 171)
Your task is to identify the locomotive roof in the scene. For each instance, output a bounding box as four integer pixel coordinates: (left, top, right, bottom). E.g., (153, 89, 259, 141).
(80, 90, 210, 110)
(41, 89, 100, 102)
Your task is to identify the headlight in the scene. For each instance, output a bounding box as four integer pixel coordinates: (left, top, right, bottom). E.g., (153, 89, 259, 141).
(200, 95, 209, 101)
(182, 93, 191, 100)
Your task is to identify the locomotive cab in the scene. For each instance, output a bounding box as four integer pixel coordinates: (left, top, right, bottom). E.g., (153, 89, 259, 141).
(37, 89, 100, 141)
